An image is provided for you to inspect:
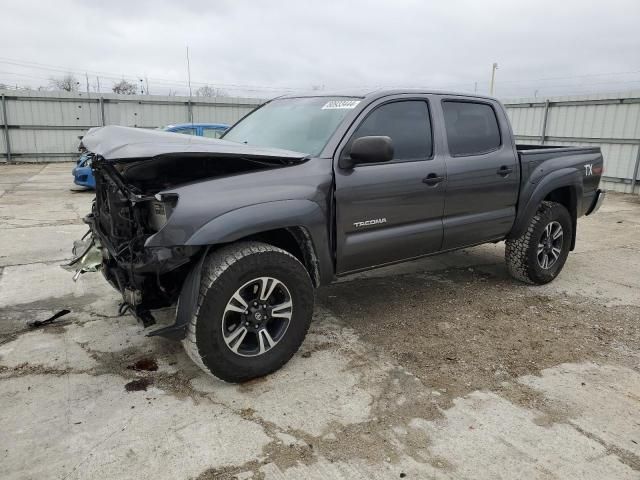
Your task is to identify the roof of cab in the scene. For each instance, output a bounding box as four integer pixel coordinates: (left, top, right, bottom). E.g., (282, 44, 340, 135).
(165, 123, 229, 130)
(277, 88, 498, 102)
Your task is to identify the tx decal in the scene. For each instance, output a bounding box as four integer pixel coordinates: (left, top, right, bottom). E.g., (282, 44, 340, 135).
(584, 164, 593, 176)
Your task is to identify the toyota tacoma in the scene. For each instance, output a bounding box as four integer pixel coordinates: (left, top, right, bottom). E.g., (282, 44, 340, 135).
(69, 89, 606, 382)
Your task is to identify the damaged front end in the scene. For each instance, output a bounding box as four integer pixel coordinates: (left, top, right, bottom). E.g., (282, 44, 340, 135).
(66, 125, 307, 338)
(66, 156, 204, 336)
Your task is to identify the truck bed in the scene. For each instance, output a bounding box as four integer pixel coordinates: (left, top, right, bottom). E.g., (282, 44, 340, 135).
(514, 143, 604, 219)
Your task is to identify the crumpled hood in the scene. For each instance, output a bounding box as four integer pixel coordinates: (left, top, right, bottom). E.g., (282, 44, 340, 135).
(81, 125, 306, 161)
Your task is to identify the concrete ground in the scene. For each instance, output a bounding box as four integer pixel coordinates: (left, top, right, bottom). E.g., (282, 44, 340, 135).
(1, 163, 639, 480)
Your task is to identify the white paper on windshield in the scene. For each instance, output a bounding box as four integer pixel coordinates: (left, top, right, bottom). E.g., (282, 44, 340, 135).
(321, 100, 361, 110)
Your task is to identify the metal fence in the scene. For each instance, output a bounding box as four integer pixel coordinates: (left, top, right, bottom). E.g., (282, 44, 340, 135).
(2, 89, 639, 194)
(504, 91, 640, 194)
(0, 90, 264, 163)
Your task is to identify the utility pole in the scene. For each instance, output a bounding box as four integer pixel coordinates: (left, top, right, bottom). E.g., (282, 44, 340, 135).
(96, 76, 101, 93)
(85, 73, 92, 120)
(474, 82, 478, 93)
(145, 76, 150, 95)
(489, 62, 498, 96)
(186, 46, 193, 124)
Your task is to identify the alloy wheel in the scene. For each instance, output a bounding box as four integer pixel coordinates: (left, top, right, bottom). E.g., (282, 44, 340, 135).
(537, 221, 563, 269)
(221, 277, 293, 357)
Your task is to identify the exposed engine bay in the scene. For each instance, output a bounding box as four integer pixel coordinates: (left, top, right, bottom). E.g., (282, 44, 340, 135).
(65, 125, 308, 335)
(72, 153, 294, 330)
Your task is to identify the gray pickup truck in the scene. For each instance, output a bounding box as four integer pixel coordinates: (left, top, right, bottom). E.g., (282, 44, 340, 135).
(71, 89, 605, 382)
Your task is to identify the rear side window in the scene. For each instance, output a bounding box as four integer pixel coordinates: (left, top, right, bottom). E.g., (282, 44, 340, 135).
(442, 101, 501, 156)
(351, 101, 432, 161)
(203, 128, 225, 139)
(175, 127, 197, 136)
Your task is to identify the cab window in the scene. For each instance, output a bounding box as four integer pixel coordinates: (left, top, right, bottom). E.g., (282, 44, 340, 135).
(350, 101, 432, 162)
(442, 101, 501, 156)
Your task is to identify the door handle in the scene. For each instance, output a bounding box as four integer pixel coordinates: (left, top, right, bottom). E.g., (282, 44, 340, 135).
(497, 165, 514, 176)
(422, 173, 444, 186)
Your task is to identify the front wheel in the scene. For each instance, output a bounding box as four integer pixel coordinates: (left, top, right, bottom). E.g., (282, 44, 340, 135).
(505, 201, 572, 285)
(183, 241, 314, 383)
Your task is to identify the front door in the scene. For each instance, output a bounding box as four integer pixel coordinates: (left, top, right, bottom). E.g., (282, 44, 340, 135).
(334, 99, 446, 273)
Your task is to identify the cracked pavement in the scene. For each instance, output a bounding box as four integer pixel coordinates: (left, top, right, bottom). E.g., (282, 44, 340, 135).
(1, 163, 639, 479)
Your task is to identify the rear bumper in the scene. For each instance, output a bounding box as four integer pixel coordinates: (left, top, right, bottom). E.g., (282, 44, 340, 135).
(586, 189, 606, 215)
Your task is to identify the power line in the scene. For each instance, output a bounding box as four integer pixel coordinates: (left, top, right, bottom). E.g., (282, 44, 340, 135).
(2, 55, 640, 97)
(0, 57, 307, 93)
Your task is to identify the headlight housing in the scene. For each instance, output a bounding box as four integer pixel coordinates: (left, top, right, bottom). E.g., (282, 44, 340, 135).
(146, 194, 178, 232)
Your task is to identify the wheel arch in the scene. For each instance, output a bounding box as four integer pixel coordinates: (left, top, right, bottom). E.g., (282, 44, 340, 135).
(239, 227, 322, 287)
(509, 169, 582, 251)
(543, 186, 578, 250)
(184, 200, 332, 287)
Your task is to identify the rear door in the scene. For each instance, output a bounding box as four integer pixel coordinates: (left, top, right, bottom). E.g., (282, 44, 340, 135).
(437, 98, 519, 249)
(334, 97, 446, 273)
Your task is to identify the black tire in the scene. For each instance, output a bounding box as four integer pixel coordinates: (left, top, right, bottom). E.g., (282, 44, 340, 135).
(183, 241, 314, 383)
(505, 201, 572, 285)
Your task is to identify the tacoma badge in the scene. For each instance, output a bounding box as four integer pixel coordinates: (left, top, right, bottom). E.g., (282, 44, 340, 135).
(353, 218, 387, 228)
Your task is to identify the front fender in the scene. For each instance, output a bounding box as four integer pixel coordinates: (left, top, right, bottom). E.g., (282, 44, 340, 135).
(186, 199, 318, 243)
(186, 199, 334, 284)
(509, 168, 582, 241)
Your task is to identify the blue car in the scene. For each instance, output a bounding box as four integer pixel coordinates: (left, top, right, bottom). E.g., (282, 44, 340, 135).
(72, 123, 229, 189)
(162, 123, 229, 139)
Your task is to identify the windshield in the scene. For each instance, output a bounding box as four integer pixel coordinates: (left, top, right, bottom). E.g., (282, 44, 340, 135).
(222, 97, 361, 155)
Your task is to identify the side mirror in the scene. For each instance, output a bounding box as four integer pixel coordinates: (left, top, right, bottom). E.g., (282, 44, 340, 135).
(342, 136, 394, 168)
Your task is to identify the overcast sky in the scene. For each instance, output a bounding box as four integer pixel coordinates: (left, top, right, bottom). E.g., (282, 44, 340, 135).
(1, 0, 639, 99)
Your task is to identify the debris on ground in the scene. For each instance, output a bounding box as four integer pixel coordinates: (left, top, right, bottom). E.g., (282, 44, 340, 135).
(28, 309, 71, 329)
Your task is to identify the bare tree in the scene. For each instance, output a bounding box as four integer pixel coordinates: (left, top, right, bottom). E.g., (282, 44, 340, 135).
(49, 74, 79, 92)
(196, 85, 227, 97)
(112, 80, 138, 95)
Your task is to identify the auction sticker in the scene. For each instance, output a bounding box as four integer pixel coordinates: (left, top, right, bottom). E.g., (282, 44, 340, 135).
(321, 100, 361, 110)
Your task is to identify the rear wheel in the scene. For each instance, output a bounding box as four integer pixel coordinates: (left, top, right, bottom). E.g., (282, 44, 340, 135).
(183, 241, 314, 383)
(505, 201, 572, 285)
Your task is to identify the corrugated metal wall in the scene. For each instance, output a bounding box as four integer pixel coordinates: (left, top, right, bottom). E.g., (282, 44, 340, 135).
(504, 91, 640, 194)
(2, 89, 639, 194)
(0, 90, 263, 163)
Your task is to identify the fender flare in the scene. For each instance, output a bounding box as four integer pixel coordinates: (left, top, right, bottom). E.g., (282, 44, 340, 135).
(509, 168, 583, 245)
(147, 246, 210, 340)
(185, 199, 322, 243)
(186, 199, 333, 284)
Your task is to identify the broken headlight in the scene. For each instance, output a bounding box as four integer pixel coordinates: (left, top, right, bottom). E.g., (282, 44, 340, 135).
(146, 194, 178, 232)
